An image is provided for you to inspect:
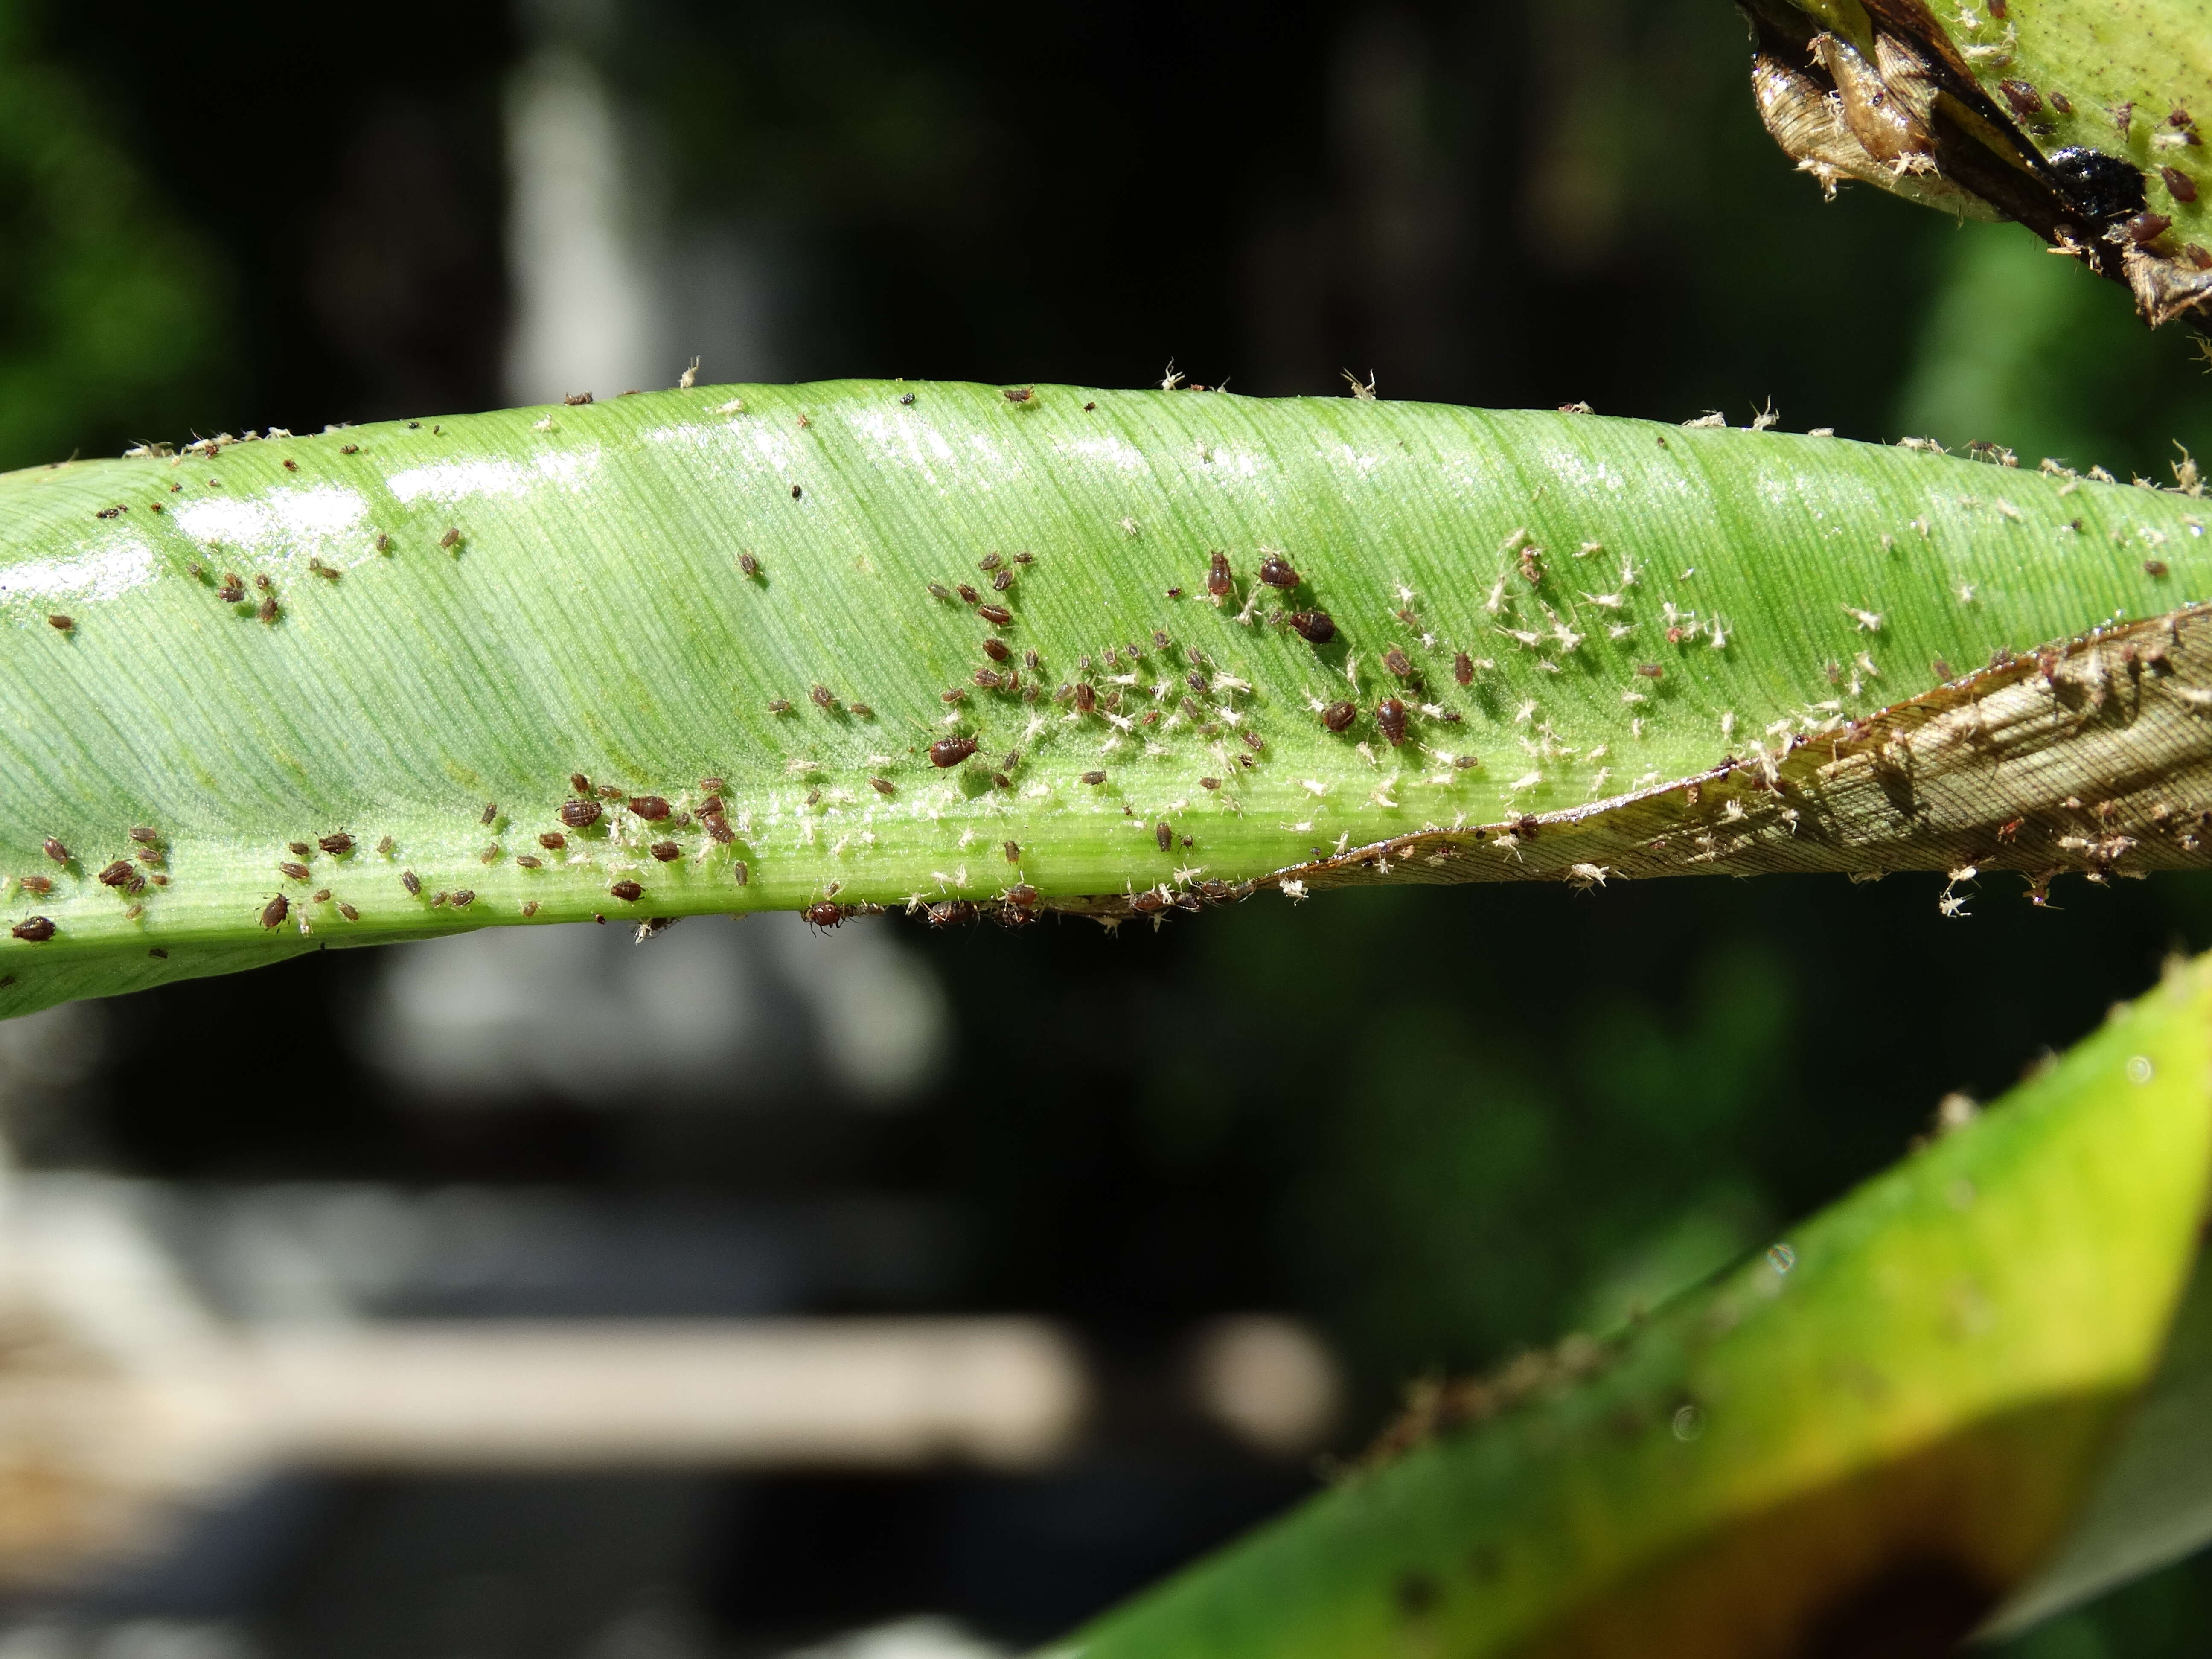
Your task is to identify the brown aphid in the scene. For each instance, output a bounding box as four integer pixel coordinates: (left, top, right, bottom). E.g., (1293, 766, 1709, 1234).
(1383, 645, 1415, 678)
(288, 841, 312, 856)
(19, 876, 51, 897)
(1322, 700, 1358, 733)
(941, 688, 969, 704)
(1453, 651, 1475, 686)
(630, 796, 673, 821)
(401, 870, 422, 896)
(1636, 662, 1665, 679)
(811, 684, 836, 710)
(650, 841, 682, 862)
(957, 583, 982, 605)
(96, 860, 132, 887)
(338, 902, 360, 921)
(2130, 212, 2174, 244)
(217, 573, 245, 603)
(12, 917, 55, 943)
(560, 798, 603, 829)
(700, 776, 726, 795)
(1072, 682, 1097, 714)
(474, 803, 495, 826)
(1376, 697, 1409, 745)
(1024, 649, 1041, 670)
(974, 668, 1004, 690)
(312, 832, 353, 858)
(539, 834, 569, 855)
(768, 698, 793, 714)
(2049, 89, 2073, 114)
(928, 582, 953, 602)
(870, 777, 896, 797)
(1006, 883, 1038, 907)
(929, 735, 979, 768)
(1240, 729, 1264, 752)
(309, 557, 337, 580)
(1004, 839, 1023, 864)
(47, 614, 72, 632)
(609, 879, 643, 902)
(732, 861, 749, 886)
(276, 860, 309, 882)
(311, 887, 332, 903)
(1200, 776, 1221, 790)
(1258, 553, 1300, 589)
(992, 568, 1013, 591)
(1185, 669, 1209, 693)
(1004, 386, 1034, 403)
(739, 553, 761, 578)
(928, 901, 975, 928)
(518, 902, 537, 919)
(515, 855, 543, 870)
(1286, 610, 1336, 644)
(1013, 550, 1034, 565)
(978, 603, 1013, 626)
(2147, 559, 2171, 577)
(2164, 166, 2200, 204)
(703, 816, 735, 844)
(376, 835, 396, 854)
(803, 899, 843, 928)
(1997, 78, 2043, 116)
(450, 890, 475, 908)
(982, 637, 1012, 662)
(978, 553, 1003, 572)
(791, 484, 804, 500)
(1155, 821, 1173, 851)
(1130, 890, 1165, 914)
(1207, 551, 1232, 597)
(849, 702, 874, 717)
(570, 772, 592, 795)
(41, 838, 68, 864)
(257, 597, 279, 624)
(260, 894, 289, 930)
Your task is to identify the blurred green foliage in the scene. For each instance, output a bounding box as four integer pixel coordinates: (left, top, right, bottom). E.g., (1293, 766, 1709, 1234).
(0, 0, 232, 472)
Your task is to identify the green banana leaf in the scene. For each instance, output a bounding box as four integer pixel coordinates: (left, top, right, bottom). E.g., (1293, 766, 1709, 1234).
(1059, 952, 2212, 1657)
(1, 381, 2208, 1018)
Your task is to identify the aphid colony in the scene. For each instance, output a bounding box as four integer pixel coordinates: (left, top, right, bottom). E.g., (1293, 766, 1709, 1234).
(21, 382, 2207, 966)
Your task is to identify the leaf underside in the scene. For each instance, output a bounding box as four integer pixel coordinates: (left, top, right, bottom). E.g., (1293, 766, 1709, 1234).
(2, 381, 2209, 1016)
(1054, 957, 2212, 1659)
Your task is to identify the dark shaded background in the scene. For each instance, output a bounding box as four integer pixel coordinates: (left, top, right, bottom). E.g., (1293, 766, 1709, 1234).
(5, 0, 2212, 1654)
